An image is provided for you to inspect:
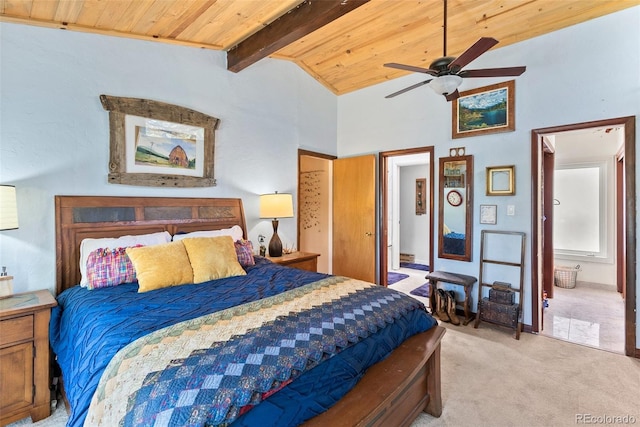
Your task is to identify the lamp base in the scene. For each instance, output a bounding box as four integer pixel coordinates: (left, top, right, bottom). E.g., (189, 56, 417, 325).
(268, 219, 283, 257)
(0, 276, 14, 298)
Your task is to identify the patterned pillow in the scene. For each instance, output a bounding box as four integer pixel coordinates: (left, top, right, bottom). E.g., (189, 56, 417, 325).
(234, 239, 255, 267)
(79, 231, 171, 287)
(86, 246, 140, 290)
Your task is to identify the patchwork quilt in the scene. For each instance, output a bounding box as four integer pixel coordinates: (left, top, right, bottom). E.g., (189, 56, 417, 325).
(85, 277, 426, 426)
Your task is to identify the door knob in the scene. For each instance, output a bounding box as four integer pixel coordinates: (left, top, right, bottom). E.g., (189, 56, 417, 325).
(365, 232, 373, 236)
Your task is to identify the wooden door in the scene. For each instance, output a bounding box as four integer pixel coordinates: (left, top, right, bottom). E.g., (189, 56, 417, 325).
(333, 155, 376, 282)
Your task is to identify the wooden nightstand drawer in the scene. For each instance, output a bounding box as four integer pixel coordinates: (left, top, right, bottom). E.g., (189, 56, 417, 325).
(267, 252, 320, 272)
(288, 258, 316, 272)
(0, 315, 33, 347)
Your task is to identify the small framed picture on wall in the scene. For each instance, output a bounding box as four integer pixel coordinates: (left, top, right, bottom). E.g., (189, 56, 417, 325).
(480, 204, 497, 224)
(486, 165, 515, 196)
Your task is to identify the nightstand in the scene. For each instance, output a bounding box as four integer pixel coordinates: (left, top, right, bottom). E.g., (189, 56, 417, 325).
(0, 290, 57, 426)
(267, 252, 320, 272)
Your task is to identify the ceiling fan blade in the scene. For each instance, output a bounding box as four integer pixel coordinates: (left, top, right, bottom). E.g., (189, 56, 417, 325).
(448, 37, 499, 71)
(445, 90, 460, 102)
(459, 66, 526, 78)
(384, 63, 439, 76)
(385, 79, 433, 98)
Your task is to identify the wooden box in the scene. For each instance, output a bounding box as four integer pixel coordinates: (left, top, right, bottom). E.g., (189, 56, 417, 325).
(479, 298, 518, 328)
(489, 286, 515, 304)
(400, 253, 415, 263)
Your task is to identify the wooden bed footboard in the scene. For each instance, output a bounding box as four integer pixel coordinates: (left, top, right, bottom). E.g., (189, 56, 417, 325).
(304, 325, 446, 427)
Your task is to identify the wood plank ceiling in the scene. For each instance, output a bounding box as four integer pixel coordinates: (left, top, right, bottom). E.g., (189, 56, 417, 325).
(1, 0, 636, 95)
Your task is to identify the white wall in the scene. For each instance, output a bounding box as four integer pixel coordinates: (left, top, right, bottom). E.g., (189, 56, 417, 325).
(400, 165, 430, 264)
(0, 23, 337, 295)
(337, 7, 640, 334)
(553, 129, 619, 287)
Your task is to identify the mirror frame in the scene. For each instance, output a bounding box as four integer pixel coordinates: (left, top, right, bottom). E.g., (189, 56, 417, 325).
(438, 155, 473, 261)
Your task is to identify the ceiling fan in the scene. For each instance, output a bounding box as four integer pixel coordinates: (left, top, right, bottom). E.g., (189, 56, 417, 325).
(384, 0, 526, 101)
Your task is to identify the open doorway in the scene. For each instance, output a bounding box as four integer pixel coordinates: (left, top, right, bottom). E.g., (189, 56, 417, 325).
(297, 149, 336, 274)
(541, 126, 624, 353)
(531, 116, 636, 357)
(298, 150, 376, 282)
(379, 147, 434, 304)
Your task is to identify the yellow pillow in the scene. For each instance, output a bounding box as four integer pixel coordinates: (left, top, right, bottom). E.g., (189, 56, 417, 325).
(126, 241, 194, 293)
(181, 236, 247, 284)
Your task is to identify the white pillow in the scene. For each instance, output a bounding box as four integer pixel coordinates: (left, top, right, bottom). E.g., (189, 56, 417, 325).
(79, 231, 171, 287)
(172, 225, 243, 243)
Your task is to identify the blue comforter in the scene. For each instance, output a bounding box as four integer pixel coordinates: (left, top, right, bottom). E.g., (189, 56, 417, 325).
(50, 257, 436, 426)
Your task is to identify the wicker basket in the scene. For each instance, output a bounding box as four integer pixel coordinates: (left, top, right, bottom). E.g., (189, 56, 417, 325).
(554, 265, 580, 288)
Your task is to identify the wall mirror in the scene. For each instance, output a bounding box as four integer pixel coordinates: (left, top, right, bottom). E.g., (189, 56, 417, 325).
(438, 155, 473, 261)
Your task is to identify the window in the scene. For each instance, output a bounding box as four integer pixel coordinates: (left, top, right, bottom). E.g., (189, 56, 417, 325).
(553, 160, 609, 260)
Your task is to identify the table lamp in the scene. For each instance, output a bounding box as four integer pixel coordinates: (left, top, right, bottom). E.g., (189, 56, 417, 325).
(0, 185, 19, 297)
(259, 192, 293, 257)
(0, 185, 19, 231)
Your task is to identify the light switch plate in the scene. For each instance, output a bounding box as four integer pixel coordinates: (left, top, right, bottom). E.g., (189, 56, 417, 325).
(507, 205, 515, 216)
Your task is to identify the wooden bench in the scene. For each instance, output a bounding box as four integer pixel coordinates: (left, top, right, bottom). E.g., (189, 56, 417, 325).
(426, 271, 477, 325)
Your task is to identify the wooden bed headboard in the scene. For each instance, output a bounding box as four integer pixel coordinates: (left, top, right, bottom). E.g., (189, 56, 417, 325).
(55, 196, 247, 295)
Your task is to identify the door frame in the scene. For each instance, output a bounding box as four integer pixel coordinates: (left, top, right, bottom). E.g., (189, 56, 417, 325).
(530, 116, 637, 357)
(379, 146, 435, 286)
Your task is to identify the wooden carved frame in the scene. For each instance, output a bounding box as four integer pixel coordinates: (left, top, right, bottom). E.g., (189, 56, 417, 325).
(100, 95, 219, 187)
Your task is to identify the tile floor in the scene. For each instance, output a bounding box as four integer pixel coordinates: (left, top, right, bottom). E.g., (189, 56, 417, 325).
(391, 271, 626, 355)
(541, 281, 625, 354)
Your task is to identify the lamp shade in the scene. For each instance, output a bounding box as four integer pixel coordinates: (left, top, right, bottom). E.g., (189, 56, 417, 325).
(429, 75, 463, 95)
(0, 185, 19, 230)
(259, 193, 294, 219)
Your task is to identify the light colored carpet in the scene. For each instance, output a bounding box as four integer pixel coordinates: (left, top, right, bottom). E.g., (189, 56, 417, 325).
(11, 322, 639, 427)
(7, 400, 67, 426)
(412, 322, 640, 427)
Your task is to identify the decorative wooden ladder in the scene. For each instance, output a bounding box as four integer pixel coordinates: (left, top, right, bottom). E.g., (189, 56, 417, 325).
(474, 230, 526, 339)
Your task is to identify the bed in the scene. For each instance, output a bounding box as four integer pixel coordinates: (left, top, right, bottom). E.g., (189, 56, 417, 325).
(52, 195, 445, 427)
(443, 232, 466, 256)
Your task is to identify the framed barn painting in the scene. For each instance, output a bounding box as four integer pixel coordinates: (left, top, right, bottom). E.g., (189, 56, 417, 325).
(452, 80, 515, 139)
(100, 95, 219, 187)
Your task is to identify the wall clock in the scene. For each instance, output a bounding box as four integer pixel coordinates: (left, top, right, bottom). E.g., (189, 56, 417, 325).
(447, 190, 463, 206)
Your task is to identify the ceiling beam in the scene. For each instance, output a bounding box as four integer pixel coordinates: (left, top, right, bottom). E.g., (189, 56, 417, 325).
(227, 0, 369, 73)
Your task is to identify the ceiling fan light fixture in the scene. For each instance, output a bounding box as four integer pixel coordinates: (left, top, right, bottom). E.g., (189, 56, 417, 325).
(383, 0, 525, 100)
(429, 75, 463, 95)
